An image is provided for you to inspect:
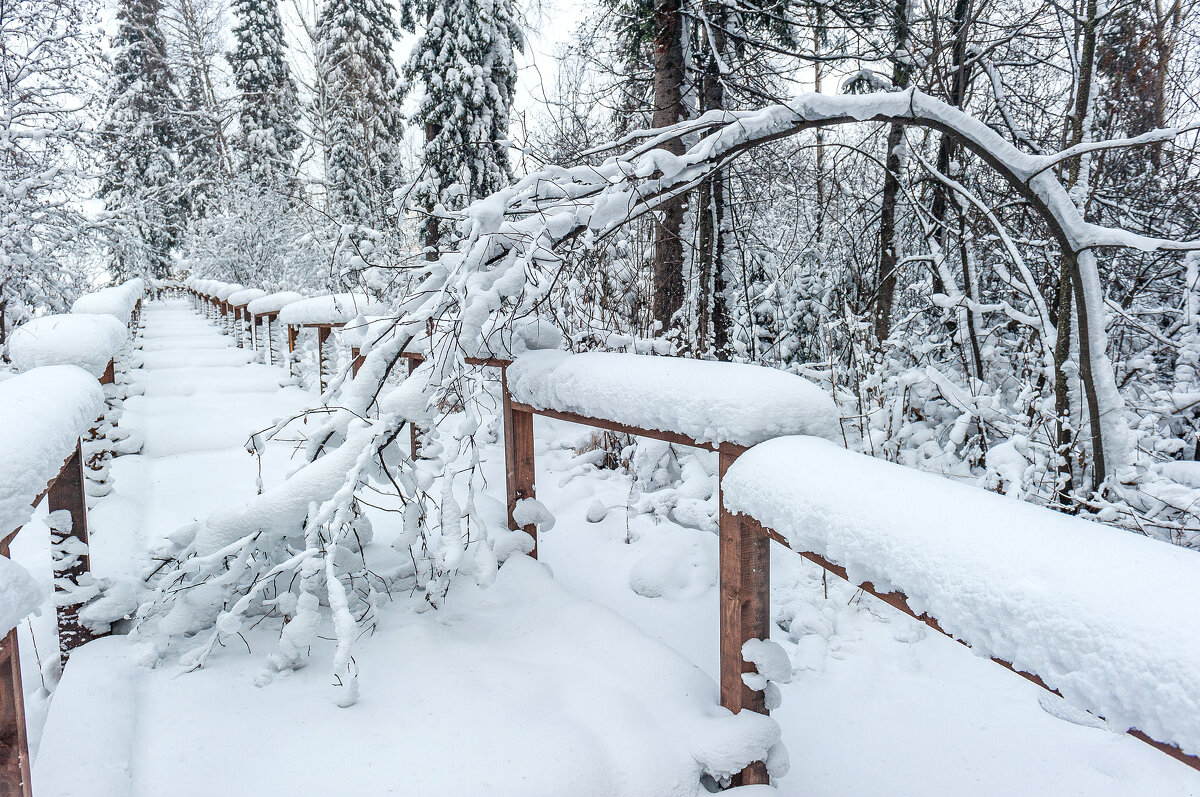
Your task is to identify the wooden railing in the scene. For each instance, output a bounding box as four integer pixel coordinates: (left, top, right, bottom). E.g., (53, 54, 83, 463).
(0, 380, 108, 797)
(182, 284, 1200, 783)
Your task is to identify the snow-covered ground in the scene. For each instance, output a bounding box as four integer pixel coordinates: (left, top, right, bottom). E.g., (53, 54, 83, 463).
(10, 299, 1200, 796)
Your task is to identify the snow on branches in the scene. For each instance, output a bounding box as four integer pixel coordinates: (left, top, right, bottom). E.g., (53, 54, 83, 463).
(136, 89, 1199, 710)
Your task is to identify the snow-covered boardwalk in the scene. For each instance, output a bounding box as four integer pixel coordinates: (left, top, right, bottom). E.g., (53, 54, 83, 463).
(11, 299, 1200, 796)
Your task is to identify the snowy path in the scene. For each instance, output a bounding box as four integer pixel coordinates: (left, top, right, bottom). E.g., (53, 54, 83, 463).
(13, 299, 1200, 796)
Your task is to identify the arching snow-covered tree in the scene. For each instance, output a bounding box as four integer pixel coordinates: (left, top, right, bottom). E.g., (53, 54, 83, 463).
(99, 0, 184, 279)
(229, 0, 301, 183)
(316, 0, 406, 227)
(400, 0, 522, 256)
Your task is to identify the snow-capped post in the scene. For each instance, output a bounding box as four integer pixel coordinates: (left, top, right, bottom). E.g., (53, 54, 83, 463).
(718, 451, 770, 786)
(501, 367, 537, 558)
(48, 440, 98, 660)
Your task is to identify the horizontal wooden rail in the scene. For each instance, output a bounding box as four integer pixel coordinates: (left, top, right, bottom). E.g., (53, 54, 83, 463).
(2, 427, 97, 797)
(754, 521, 1200, 772)
(494, 379, 1200, 782)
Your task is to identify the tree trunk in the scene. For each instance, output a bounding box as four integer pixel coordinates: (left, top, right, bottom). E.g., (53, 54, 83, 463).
(424, 121, 442, 262)
(650, 0, 686, 335)
(696, 3, 730, 359)
(874, 0, 911, 342)
(930, 0, 983, 379)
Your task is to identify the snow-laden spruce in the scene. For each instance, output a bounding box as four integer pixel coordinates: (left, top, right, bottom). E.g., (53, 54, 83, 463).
(723, 435, 1200, 755)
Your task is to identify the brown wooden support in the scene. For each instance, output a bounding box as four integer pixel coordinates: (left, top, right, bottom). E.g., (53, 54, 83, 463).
(317, 326, 331, 392)
(234, 308, 244, 348)
(718, 450, 770, 786)
(0, 622, 31, 797)
(351, 347, 364, 377)
(287, 325, 297, 377)
(265, 316, 274, 365)
(48, 441, 96, 662)
(501, 367, 537, 559)
(407, 357, 421, 457)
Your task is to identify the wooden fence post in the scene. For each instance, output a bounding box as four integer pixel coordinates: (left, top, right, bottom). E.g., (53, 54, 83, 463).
(0, 620, 32, 797)
(266, 317, 274, 365)
(48, 441, 97, 662)
(718, 450, 770, 786)
(501, 367, 537, 559)
(287, 325, 297, 377)
(317, 326, 331, 392)
(407, 357, 421, 457)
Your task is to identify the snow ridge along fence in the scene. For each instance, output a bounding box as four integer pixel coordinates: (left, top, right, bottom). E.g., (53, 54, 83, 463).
(1, 367, 106, 797)
(493, 350, 1200, 783)
(181, 280, 1200, 782)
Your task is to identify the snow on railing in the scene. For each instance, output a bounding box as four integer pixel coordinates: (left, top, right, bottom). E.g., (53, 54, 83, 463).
(1, 365, 106, 797)
(7, 314, 127, 382)
(71, 278, 145, 329)
(486, 350, 1200, 782)
(181, 277, 1200, 777)
(722, 437, 1200, 764)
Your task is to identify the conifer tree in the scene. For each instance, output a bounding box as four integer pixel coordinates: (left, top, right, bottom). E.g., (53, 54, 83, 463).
(99, 0, 183, 279)
(401, 0, 522, 256)
(317, 0, 406, 227)
(229, 0, 301, 183)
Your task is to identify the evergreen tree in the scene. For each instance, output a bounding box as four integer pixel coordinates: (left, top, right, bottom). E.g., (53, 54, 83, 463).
(229, 0, 301, 183)
(99, 0, 183, 279)
(177, 70, 225, 220)
(317, 0, 406, 227)
(401, 0, 522, 256)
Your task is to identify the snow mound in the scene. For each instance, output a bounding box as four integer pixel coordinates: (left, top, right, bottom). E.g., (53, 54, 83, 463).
(71, 278, 144, 324)
(0, 366, 105, 537)
(723, 435, 1200, 755)
(226, 288, 268, 308)
(278, 293, 388, 326)
(8, 314, 128, 377)
(212, 283, 246, 301)
(246, 291, 306, 316)
(0, 554, 43, 635)
(506, 351, 840, 447)
(468, 314, 565, 359)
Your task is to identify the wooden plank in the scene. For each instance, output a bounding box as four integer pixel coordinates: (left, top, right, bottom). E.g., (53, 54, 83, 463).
(501, 368, 537, 559)
(508, 399, 747, 457)
(0, 626, 31, 797)
(287, 325, 297, 377)
(47, 441, 96, 663)
(752, 520, 1200, 774)
(317, 326, 331, 392)
(407, 357, 421, 457)
(717, 451, 770, 787)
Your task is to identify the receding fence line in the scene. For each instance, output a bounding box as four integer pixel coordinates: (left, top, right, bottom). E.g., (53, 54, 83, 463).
(484, 360, 1200, 783)
(180, 283, 1200, 781)
(1, 408, 105, 797)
